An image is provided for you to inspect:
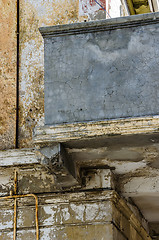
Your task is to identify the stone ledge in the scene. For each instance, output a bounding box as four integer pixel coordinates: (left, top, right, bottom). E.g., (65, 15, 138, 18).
(0, 149, 39, 167)
(39, 12, 159, 37)
(33, 116, 159, 145)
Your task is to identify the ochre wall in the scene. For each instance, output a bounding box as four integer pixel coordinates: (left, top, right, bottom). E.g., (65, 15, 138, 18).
(0, 0, 17, 149)
(0, 0, 81, 150)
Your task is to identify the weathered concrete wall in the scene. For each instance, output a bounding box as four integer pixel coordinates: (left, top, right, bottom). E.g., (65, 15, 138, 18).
(18, 0, 123, 148)
(0, 190, 151, 240)
(0, 0, 17, 149)
(0, 145, 158, 239)
(0, 0, 130, 150)
(0, 1, 150, 150)
(0, 3, 156, 240)
(41, 13, 159, 125)
(19, 0, 80, 148)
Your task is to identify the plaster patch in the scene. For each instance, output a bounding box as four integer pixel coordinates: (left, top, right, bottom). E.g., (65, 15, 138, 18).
(108, 161, 147, 174)
(61, 207, 70, 221)
(107, 149, 143, 161)
(0, 210, 13, 229)
(85, 203, 99, 221)
(70, 203, 85, 221)
(43, 206, 56, 225)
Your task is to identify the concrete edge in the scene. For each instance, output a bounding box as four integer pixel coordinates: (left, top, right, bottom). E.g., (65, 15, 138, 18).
(39, 12, 159, 37)
(33, 116, 159, 144)
(0, 148, 39, 167)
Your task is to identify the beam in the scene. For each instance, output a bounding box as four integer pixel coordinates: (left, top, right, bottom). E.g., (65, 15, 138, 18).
(36, 144, 79, 188)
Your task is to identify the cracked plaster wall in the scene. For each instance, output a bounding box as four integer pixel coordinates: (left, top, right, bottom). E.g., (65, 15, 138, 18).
(0, 189, 151, 240)
(0, 2, 154, 240)
(0, 0, 17, 149)
(44, 21, 159, 125)
(19, 0, 125, 148)
(1, 0, 82, 150)
(1, 0, 129, 150)
(18, 0, 81, 148)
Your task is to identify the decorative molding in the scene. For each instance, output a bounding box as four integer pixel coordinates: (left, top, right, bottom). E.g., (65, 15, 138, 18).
(33, 116, 159, 145)
(39, 12, 159, 37)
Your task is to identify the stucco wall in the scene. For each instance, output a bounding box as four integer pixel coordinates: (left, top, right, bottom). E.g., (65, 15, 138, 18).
(0, 0, 129, 150)
(41, 13, 159, 125)
(0, 0, 151, 150)
(0, 0, 82, 150)
(0, 0, 17, 149)
(18, 0, 80, 148)
(0, 189, 151, 240)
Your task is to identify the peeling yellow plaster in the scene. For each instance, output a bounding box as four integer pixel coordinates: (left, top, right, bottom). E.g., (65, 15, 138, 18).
(0, 0, 17, 149)
(19, 0, 81, 148)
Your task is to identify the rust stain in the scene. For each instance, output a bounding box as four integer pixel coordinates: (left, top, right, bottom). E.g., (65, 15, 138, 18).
(0, 0, 17, 149)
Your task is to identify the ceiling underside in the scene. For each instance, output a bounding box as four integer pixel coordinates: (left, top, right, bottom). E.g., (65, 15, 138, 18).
(63, 133, 159, 238)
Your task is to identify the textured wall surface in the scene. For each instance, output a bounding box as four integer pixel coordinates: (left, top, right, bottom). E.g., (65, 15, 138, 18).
(42, 14, 159, 125)
(19, 0, 80, 148)
(0, 189, 151, 240)
(0, 1, 149, 150)
(0, 0, 17, 149)
(18, 0, 129, 148)
(79, 0, 107, 20)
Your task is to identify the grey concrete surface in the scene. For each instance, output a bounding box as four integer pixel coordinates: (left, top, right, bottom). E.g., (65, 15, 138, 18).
(40, 13, 159, 125)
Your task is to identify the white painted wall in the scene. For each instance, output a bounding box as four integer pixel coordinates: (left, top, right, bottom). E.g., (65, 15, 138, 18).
(79, 0, 127, 20)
